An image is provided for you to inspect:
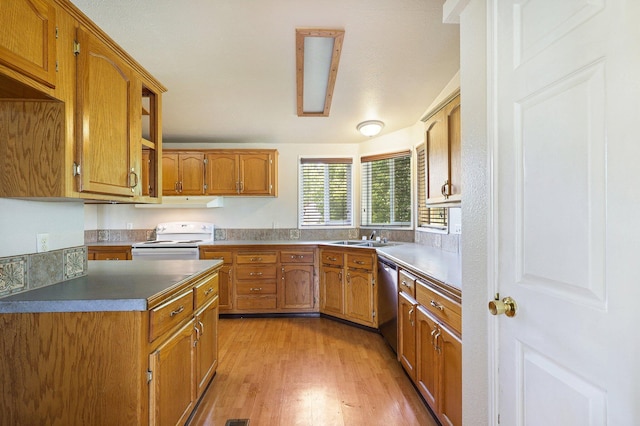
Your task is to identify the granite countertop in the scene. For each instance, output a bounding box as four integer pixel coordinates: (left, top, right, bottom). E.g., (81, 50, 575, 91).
(86, 239, 462, 289)
(0, 259, 222, 313)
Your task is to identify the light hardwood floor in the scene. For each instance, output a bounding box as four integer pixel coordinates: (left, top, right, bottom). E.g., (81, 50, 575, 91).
(189, 317, 438, 426)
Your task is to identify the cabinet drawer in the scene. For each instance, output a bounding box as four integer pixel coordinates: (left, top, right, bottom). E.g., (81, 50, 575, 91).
(93, 251, 130, 260)
(320, 250, 344, 267)
(399, 269, 416, 298)
(193, 272, 219, 309)
(236, 266, 277, 280)
(416, 280, 461, 334)
(280, 250, 315, 264)
(236, 296, 277, 310)
(149, 291, 194, 342)
(236, 252, 278, 264)
(200, 250, 233, 264)
(236, 281, 277, 295)
(346, 253, 374, 270)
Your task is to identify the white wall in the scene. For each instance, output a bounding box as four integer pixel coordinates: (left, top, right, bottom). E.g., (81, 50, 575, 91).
(458, 0, 490, 424)
(0, 199, 85, 257)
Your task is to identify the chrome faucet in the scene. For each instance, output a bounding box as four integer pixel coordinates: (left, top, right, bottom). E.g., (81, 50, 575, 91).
(369, 230, 376, 240)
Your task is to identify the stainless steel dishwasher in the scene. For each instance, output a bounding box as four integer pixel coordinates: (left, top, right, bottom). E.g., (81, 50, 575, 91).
(377, 257, 398, 353)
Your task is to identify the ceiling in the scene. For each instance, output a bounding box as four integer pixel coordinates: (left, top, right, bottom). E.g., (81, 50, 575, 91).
(71, 0, 460, 145)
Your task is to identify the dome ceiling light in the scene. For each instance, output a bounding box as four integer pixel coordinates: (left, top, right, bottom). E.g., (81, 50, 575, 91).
(357, 120, 385, 137)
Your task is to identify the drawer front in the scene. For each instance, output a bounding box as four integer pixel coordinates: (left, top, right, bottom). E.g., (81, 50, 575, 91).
(149, 291, 194, 342)
(193, 272, 219, 309)
(236, 296, 277, 310)
(416, 280, 461, 334)
(346, 253, 374, 270)
(320, 250, 344, 267)
(236, 281, 277, 295)
(280, 250, 315, 264)
(93, 251, 130, 260)
(236, 252, 278, 264)
(236, 266, 277, 280)
(200, 250, 233, 264)
(398, 269, 416, 298)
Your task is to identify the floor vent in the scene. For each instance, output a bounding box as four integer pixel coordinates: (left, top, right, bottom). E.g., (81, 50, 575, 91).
(225, 419, 250, 426)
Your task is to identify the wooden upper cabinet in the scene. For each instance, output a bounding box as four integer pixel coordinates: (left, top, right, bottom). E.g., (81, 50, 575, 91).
(0, 0, 56, 89)
(205, 152, 239, 195)
(206, 150, 278, 196)
(162, 151, 205, 195)
(424, 94, 461, 205)
(76, 27, 138, 197)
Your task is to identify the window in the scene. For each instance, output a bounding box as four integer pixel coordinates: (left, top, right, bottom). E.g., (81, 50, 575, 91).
(417, 144, 447, 229)
(299, 158, 353, 227)
(360, 151, 411, 227)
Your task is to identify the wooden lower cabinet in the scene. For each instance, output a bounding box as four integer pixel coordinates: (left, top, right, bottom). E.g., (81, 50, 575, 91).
(319, 265, 343, 316)
(319, 248, 377, 328)
(279, 264, 314, 310)
(87, 245, 132, 260)
(398, 267, 462, 426)
(398, 291, 418, 381)
(149, 320, 196, 426)
(0, 266, 221, 425)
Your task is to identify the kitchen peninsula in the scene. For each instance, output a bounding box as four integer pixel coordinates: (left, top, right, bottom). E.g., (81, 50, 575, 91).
(0, 260, 222, 425)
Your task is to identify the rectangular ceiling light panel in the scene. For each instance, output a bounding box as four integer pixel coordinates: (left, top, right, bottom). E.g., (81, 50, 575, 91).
(296, 29, 345, 117)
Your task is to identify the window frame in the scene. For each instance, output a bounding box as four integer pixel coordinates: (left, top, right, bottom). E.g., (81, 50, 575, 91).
(360, 150, 413, 229)
(298, 156, 355, 229)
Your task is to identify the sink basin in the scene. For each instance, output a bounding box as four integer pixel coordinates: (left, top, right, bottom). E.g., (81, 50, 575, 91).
(328, 240, 399, 248)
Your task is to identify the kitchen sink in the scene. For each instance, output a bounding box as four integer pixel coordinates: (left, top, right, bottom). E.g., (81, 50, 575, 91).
(328, 240, 400, 248)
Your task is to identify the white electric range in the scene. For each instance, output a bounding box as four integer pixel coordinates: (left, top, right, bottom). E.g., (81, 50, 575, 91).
(131, 222, 214, 260)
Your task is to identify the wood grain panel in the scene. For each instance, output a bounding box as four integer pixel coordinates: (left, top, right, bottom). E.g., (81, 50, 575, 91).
(0, 311, 146, 425)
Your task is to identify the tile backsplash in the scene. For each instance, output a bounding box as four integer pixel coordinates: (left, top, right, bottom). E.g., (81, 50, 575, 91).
(0, 246, 87, 298)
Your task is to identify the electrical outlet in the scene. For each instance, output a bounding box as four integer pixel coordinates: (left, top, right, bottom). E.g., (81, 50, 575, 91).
(36, 233, 49, 253)
(452, 224, 462, 234)
(126, 223, 133, 230)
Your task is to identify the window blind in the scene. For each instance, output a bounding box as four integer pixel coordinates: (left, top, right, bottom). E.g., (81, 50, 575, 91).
(360, 150, 411, 227)
(299, 158, 353, 227)
(417, 144, 447, 229)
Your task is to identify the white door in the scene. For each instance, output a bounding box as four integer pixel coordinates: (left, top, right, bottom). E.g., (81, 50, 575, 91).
(492, 0, 640, 425)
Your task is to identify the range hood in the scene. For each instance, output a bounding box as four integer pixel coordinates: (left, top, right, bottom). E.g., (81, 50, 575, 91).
(134, 196, 224, 209)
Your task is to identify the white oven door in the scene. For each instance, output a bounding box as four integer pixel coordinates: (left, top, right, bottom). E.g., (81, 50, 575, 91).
(131, 247, 199, 260)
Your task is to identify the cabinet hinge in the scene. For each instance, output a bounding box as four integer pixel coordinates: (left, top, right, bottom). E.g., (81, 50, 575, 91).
(55, 27, 59, 39)
(55, 60, 58, 72)
(72, 162, 81, 176)
(373, 310, 376, 318)
(372, 278, 375, 286)
(204, 184, 208, 190)
(73, 40, 80, 56)
(203, 158, 208, 165)
(146, 370, 153, 383)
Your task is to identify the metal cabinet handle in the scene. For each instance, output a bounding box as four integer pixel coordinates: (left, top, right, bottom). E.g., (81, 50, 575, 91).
(431, 326, 438, 349)
(129, 168, 138, 192)
(198, 320, 204, 334)
(249, 272, 263, 276)
(250, 287, 263, 292)
(401, 280, 411, 288)
(441, 179, 450, 199)
(170, 305, 184, 317)
(105, 258, 120, 261)
(204, 287, 214, 296)
(408, 306, 415, 327)
(194, 322, 201, 340)
(250, 257, 263, 262)
(434, 328, 442, 353)
(430, 300, 444, 311)
(327, 257, 337, 262)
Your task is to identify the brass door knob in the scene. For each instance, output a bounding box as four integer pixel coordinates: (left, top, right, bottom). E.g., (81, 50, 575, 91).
(488, 296, 517, 317)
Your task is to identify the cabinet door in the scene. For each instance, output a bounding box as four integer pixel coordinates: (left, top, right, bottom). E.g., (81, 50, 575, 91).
(179, 153, 205, 195)
(398, 291, 418, 381)
(218, 265, 232, 311)
(206, 152, 239, 195)
(162, 153, 180, 195)
(279, 265, 314, 310)
(76, 27, 138, 197)
(424, 108, 449, 204)
(149, 320, 196, 426)
(345, 269, 375, 326)
(438, 323, 462, 426)
(445, 96, 461, 202)
(415, 306, 438, 409)
(195, 297, 219, 398)
(0, 0, 56, 88)
(319, 265, 343, 316)
(92, 250, 130, 260)
(239, 152, 274, 195)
